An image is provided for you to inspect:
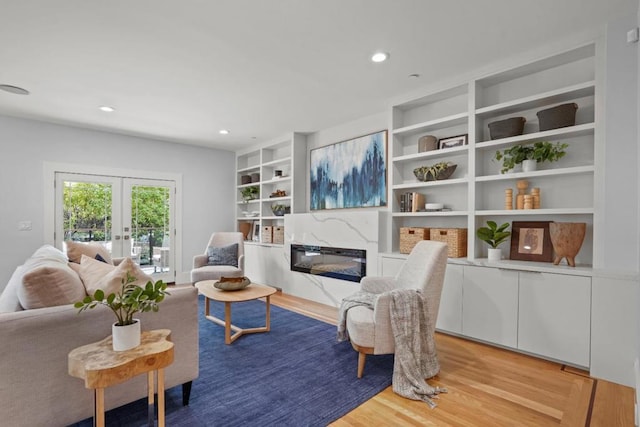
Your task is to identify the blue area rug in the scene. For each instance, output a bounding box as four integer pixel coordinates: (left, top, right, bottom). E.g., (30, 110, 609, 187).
(74, 295, 393, 426)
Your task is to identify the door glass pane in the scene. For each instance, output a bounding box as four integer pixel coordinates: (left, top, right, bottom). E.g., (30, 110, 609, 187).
(130, 185, 171, 275)
(62, 181, 113, 255)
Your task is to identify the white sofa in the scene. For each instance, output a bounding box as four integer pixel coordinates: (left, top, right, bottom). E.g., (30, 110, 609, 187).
(0, 246, 199, 426)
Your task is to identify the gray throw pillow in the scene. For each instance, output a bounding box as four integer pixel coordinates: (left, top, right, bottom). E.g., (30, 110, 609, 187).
(207, 243, 238, 267)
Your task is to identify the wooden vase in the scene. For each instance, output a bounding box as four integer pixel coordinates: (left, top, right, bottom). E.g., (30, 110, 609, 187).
(549, 222, 586, 267)
(238, 222, 252, 240)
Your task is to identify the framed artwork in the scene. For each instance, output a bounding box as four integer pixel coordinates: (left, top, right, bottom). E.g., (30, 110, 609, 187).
(310, 130, 387, 210)
(438, 133, 468, 150)
(252, 222, 260, 242)
(509, 221, 553, 262)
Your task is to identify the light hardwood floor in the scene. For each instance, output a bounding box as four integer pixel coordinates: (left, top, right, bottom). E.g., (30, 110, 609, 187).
(270, 291, 635, 427)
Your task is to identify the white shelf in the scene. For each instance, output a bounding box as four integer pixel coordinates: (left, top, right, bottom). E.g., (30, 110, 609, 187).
(262, 156, 292, 168)
(392, 210, 469, 217)
(237, 165, 260, 173)
(264, 196, 291, 203)
(392, 112, 468, 137)
(476, 81, 595, 117)
(476, 165, 594, 181)
(261, 176, 292, 185)
(392, 177, 468, 190)
(476, 123, 595, 150)
(392, 145, 469, 163)
(476, 208, 594, 216)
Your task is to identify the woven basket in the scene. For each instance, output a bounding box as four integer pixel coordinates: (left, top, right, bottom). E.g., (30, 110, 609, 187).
(537, 103, 578, 131)
(488, 117, 526, 140)
(273, 226, 284, 244)
(262, 226, 273, 243)
(399, 227, 430, 254)
(430, 228, 467, 258)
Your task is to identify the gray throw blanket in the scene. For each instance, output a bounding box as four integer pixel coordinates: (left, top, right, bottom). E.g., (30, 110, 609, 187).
(336, 291, 377, 342)
(336, 289, 446, 408)
(389, 288, 446, 408)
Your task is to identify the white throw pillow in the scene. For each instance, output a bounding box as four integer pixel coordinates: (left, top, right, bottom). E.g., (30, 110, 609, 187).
(0, 266, 25, 312)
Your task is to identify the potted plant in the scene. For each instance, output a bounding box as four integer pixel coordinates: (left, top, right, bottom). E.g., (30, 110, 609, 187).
(240, 185, 259, 202)
(494, 141, 568, 174)
(75, 272, 170, 351)
(271, 204, 291, 216)
(476, 221, 511, 262)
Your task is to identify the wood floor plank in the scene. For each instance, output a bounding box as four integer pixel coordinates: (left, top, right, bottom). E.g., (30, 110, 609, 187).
(269, 291, 634, 426)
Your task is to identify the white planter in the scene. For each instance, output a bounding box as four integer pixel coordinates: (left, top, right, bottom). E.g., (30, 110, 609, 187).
(522, 159, 537, 173)
(487, 248, 502, 262)
(112, 319, 141, 351)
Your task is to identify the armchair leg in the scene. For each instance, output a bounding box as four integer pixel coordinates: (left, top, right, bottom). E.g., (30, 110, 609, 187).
(357, 352, 366, 379)
(351, 343, 374, 378)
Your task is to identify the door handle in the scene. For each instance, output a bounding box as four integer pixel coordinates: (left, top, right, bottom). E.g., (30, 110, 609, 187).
(124, 235, 130, 240)
(115, 235, 121, 240)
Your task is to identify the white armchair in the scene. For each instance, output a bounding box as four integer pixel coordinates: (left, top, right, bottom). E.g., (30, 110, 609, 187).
(190, 232, 245, 283)
(345, 240, 448, 377)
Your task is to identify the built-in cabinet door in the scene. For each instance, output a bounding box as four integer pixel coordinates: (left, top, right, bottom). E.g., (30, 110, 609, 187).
(518, 272, 591, 367)
(379, 255, 405, 277)
(436, 264, 463, 334)
(462, 266, 518, 348)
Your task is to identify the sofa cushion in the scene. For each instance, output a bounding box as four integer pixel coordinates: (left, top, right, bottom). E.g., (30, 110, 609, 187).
(0, 266, 25, 312)
(207, 243, 238, 267)
(17, 261, 86, 310)
(79, 255, 153, 296)
(66, 241, 113, 265)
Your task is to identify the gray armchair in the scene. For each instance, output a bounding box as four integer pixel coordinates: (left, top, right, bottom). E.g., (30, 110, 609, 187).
(190, 232, 245, 283)
(345, 240, 448, 377)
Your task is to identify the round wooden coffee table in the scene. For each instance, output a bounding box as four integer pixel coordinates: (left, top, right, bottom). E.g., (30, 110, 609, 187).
(195, 281, 277, 344)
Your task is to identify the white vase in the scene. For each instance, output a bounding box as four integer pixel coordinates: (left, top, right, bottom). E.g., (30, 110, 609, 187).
(487, 248, 502, 262)
(112, 319, 141, 351)
(522, 159, 537, 173)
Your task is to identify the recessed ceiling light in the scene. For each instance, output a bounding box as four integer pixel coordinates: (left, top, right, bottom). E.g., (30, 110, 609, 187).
(371, 52, 389, 63)
(0, 84, 29, 95)
(99, 105, 115, 112)
(219, 129, 230, 135)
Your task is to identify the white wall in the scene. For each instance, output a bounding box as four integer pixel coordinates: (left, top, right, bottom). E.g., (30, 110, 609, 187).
(0, 115, 236, 289)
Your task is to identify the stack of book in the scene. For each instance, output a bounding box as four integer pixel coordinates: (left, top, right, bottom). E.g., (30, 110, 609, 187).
(399, 192, 425, 212)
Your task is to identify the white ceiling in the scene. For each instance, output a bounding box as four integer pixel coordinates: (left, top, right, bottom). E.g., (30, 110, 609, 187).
(0, 0, 633, 151)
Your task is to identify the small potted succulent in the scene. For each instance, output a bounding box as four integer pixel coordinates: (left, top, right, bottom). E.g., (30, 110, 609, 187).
(476, 221, 511, 262)
(75, 272, 170, 351)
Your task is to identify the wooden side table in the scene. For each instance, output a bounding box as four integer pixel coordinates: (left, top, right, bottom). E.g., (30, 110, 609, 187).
(68, 329, 174, 427)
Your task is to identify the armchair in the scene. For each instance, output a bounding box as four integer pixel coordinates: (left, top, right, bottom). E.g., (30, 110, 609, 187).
(345, 240, 448, 377)
(190, 232, 245, 283)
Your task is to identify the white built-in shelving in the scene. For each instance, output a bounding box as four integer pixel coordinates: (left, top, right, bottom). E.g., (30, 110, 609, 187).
(388, 41, 597, 267)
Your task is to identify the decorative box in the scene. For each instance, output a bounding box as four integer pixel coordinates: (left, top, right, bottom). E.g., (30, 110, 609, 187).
(262, 226, 273, 243)
(273, 226, 284, 244)
(430, 228, 467, 258)
(399, 227, 430, 254)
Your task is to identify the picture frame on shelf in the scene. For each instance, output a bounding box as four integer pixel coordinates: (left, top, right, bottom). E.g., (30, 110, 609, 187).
(309, 130, 387, 210)
(252, 222, 260, 242)
(509, 221, 553, 262)
(438, 133, 468, 150)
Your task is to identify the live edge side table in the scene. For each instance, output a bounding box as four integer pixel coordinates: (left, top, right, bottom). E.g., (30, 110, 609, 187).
(68, 329, 174, 427)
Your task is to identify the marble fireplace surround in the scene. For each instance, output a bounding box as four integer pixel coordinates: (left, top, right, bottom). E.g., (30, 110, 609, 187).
(282, 211, 386, 307)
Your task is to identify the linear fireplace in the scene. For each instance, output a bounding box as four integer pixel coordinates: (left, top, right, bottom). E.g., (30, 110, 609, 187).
(290, 244, 366, 283)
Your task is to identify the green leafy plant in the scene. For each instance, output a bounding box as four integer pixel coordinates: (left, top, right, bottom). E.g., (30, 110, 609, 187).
(74, 272, 170, 326)
(494, 141, 568, 174)
(476, 221, 511, 249)
(240, 185, 259, 202)
(271, 204, 290, 216)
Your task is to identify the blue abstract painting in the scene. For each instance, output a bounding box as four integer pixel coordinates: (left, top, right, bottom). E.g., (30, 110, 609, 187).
(310, 130, 387, 210)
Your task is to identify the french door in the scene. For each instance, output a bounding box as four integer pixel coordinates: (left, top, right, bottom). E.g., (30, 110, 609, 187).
(54, 173, 176, 282)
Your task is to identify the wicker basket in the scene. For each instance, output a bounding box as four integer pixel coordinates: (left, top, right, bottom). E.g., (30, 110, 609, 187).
(273, 226, 284, 244)
(537, 103, 578, 131)
(399, 227, 430, 254)
(262, 226, 273, 243)
(488, 117, 526, 140)
(430, 228, 467, 258)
